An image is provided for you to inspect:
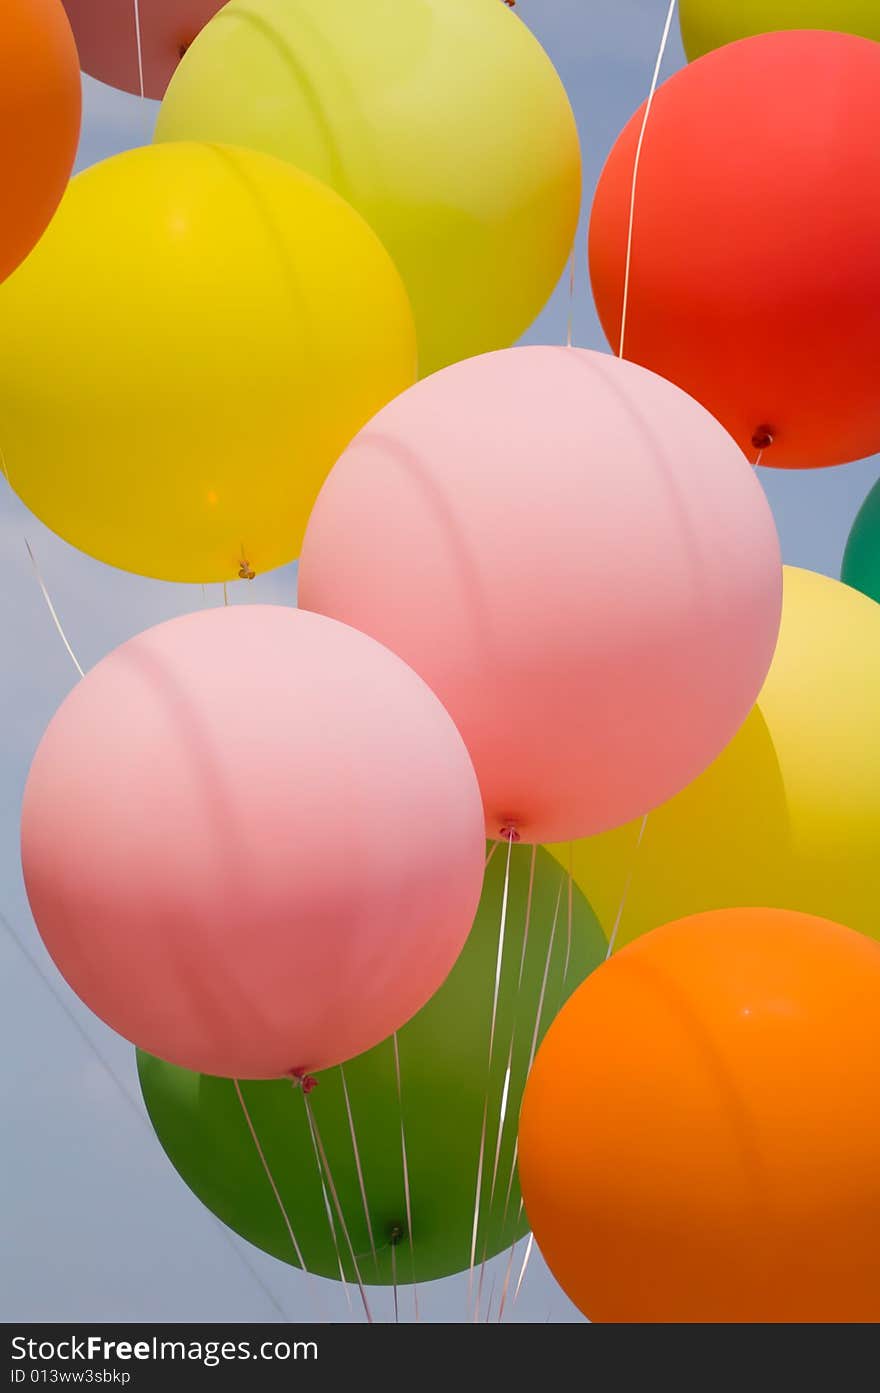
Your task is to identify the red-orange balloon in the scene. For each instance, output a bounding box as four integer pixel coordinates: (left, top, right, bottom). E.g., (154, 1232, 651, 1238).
(0, 0, 80, 284)
(63, 0, 224, 99)
(519, 908, 880, 1322)
(589, 30, 880, 470)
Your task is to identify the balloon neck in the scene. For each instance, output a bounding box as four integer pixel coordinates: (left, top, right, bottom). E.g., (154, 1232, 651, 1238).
(289, 1067, 318, 1094)
(177, 42, 191, 60)
(388, 1223, 405, 1246)
(751, 426, 775, 452)
(238, 558, 256, 581)
(499, 824, 521, 843)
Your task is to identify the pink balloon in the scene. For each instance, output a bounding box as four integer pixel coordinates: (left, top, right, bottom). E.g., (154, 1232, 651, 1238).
(21, 606, 485, 1078)
(300, 347, 782, 844)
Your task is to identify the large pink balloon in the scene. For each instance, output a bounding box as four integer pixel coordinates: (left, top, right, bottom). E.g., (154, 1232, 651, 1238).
(22, 606, 485, 1078)
(300, 347, 782, 844)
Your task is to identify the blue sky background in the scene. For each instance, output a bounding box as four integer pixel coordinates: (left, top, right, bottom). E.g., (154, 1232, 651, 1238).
(1, 0, 878, 1323)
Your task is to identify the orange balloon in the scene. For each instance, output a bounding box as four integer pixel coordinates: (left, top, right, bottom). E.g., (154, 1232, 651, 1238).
(589, 30, 880, 470)
(519, 909, 880, 1322)
(0, 0, 80, 285)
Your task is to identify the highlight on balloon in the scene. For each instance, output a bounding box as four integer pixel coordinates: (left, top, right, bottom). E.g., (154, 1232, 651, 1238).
(2, 0, 880, 1334)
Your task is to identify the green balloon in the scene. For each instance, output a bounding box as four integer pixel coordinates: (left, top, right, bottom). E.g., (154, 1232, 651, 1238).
(680, 0, 880, 62)
(138, 845, 604, 1285)
(842, 477, 880, 606)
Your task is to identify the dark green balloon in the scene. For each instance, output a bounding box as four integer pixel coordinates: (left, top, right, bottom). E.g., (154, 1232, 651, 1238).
(138, 845, 604, 1284)
(842, 476, 880, 605)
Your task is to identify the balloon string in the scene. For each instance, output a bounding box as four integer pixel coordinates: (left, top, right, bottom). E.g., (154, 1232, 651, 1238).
(391, 1031, 420, 1321)
(390, 1238, 399, 1324)
(497, 873, 565, 1251)
(467, 829, 516, 1320)
(565, 244, 576, 349)
(1, 445, 85, 680)
(0, 908, 290, 1321)
(618, 0, 678, 358)
(23, 540, 85, 679)
(302, 1092, 374, 1324)
(298, 1084, 353, 1309)
(605, 811, 649, 959)
(512, 1231, 535, 1305)
(132, 0, 146, 102)
(496, 1234, 521, 1323)
(472, 844, 537, 1316)
(485, 839, 500, 869)
(562, 849, 574, 984)
(338, 1064, 380, 1280)
(231, 1080, 330, 1322)
(495, 874, 562, 1287)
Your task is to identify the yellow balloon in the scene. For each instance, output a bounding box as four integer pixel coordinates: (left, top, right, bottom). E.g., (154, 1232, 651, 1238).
(680, 0, 880, 61)
(551, 567, 880, 945)
(0, 142, 415, 583)
(155, 0, 582, 378)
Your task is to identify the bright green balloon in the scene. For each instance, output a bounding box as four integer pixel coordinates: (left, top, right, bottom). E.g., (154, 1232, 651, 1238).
(138, 846, 604, 1284)
(842, 476, 880, 605)
(680, 0, 880, 60)
(154, 0, 581, 378)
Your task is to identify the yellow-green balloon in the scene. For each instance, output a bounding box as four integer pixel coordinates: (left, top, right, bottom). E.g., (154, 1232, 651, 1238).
(550, 568, 880, 949)
(155, 0, 582, 377)
(680, 0, 880, 60)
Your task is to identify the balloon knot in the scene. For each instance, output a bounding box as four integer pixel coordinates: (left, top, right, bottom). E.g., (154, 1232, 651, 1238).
(499, 824, 521, 843)
(238, 560, 256, 581)
(751, 426, 774, 452)
(503, 0, 516, 7)
(289, 1068, 318, 1094)
(177, 43, 190, 59)
(389, 1223, 404, 1246)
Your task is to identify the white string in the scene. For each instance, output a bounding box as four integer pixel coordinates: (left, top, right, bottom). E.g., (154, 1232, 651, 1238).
(1, 442, 84, 680)
(298, 1085, 353, 1311)
(562, 852, 574, 984)
(302, 1093, 374, 1324)
(233, 1081, 309, 1272)
(618, 0, 678, 359)
(24, 541, 85, 678)
(512, 1232, 535, 1305)
(467, 830, 516, 1318)
(565, 243, 576, 349)
(472, 845, 537, 1316)
(391, 1031, 420, 1321)
(132, 0, 145, 101)
(497, 875, 565, 1257)
(338, 1065, 379, 1279)
(605, 812, 649, 959)
(496, 1234, 521, 1323)
(0, 908, 289, 1320)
